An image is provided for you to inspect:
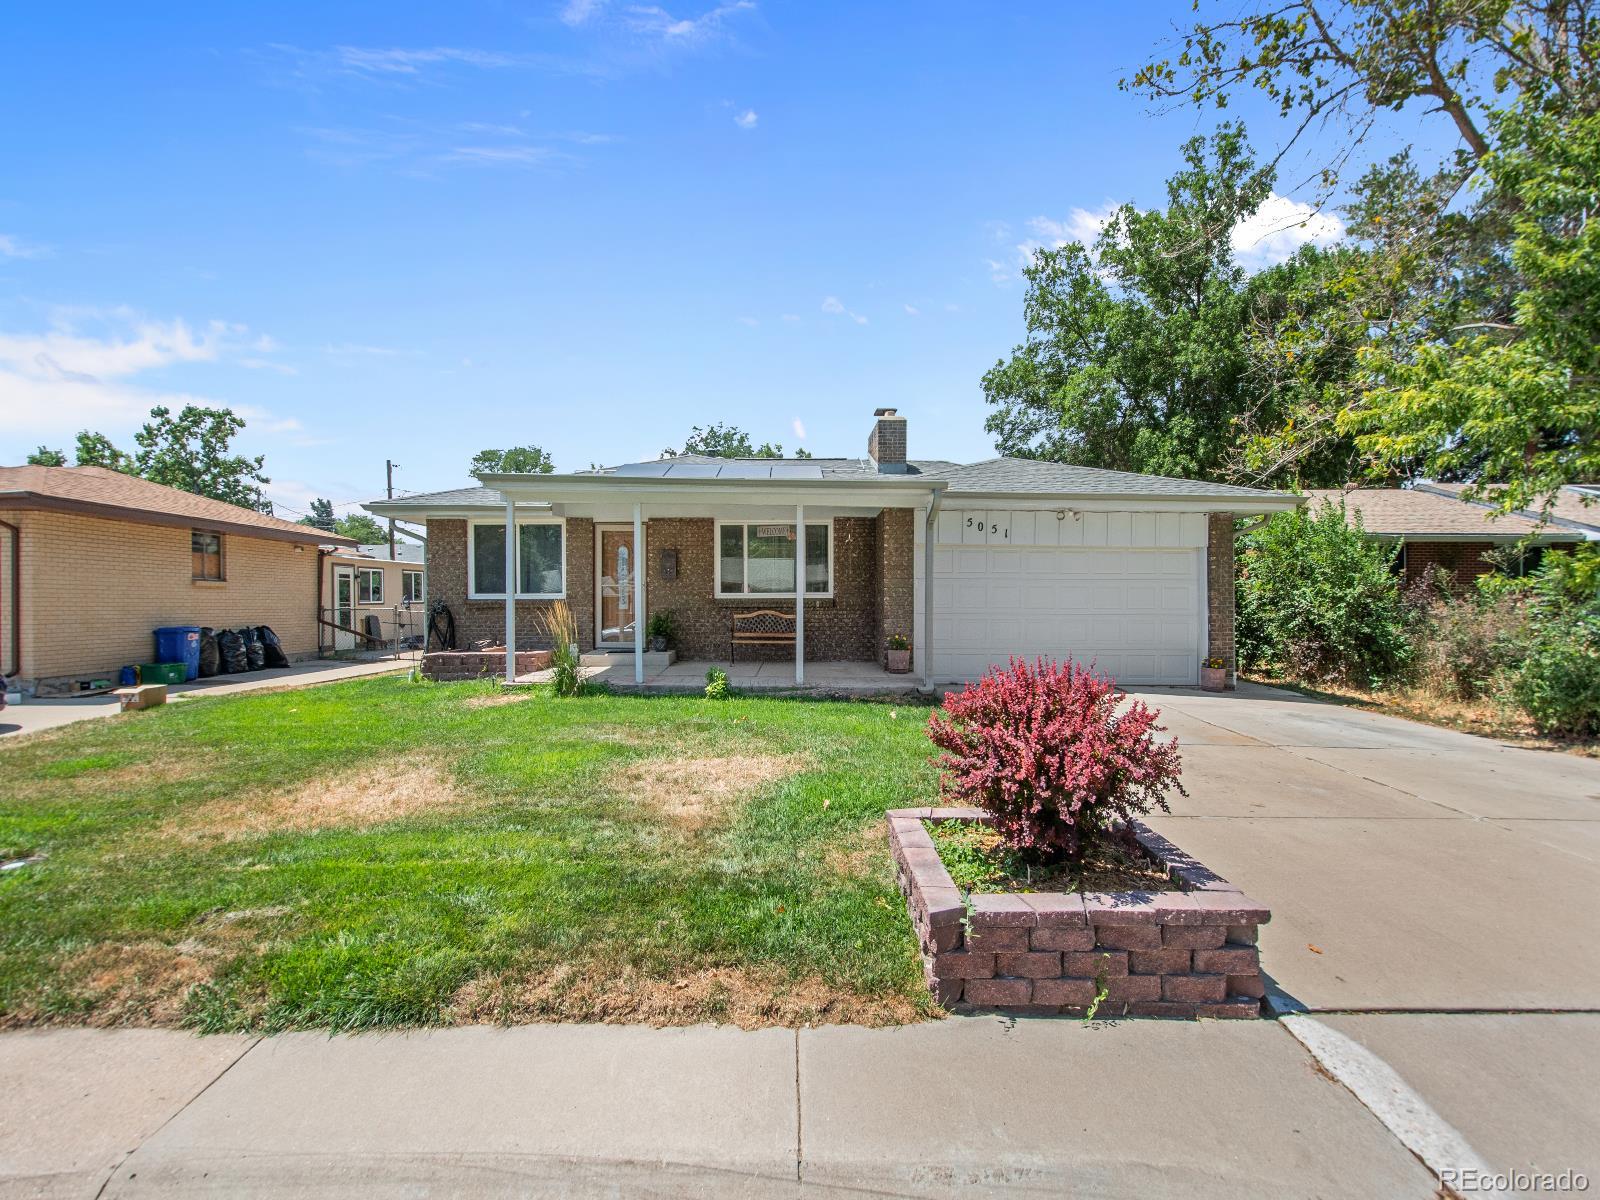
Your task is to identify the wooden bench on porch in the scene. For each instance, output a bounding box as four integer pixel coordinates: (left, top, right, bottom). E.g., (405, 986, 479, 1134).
(730, 609, 796, 662)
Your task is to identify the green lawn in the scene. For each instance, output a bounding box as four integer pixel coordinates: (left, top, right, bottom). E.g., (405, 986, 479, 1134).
(0, 676, 943, 1032)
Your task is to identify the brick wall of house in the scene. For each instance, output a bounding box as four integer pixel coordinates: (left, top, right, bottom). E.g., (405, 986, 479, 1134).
(644, 516, 882, 661)
(875, 507, 915, 668)
(1402, 540, 1498, 597)
(1206, 513, 1235, 684)
(424, 517, 596, 651)
(0, 507, 321, 686)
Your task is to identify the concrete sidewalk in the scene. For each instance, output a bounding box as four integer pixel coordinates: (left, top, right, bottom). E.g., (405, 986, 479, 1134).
(0, 657, 412, 741)
(0, 1017, 1468, 1200)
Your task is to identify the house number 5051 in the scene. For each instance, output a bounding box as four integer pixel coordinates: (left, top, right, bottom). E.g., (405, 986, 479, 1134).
(965, 516, 1010, 539)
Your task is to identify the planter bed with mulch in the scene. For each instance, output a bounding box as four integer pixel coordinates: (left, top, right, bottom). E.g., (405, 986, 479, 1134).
(888, 807, 1270, 1019)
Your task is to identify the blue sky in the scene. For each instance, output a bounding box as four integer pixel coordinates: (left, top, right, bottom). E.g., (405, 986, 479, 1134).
(0, 2, 1439, 521)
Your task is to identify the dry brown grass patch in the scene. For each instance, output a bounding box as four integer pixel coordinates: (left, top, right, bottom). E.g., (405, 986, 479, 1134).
(448, 961, 926, 1029)
(167, 758, 471, 840)
(462, 689, 538, 709)
(824, 822, 889, 879)
(618, 753, 804, 828)
(34, 942, 215, 1027)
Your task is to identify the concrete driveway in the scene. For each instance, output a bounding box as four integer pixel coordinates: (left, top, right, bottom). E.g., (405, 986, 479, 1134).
(1129, 681, 1600, 1012)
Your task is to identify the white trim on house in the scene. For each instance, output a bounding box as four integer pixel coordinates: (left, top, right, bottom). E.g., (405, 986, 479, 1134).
(467, 517, 568, 600)
(356, 567, 384, 605)
(712, 518, 836, 599)
(401, 568, 425, 604)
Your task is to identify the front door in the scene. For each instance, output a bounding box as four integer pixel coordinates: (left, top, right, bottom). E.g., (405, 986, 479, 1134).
(333, 566, 356, 651)
(596, 526, 638, 648)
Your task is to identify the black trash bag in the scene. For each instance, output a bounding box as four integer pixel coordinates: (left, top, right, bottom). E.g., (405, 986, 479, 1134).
(197, 627, 221, 678)
(242, 627, 266, 671)
(255, 625, 290, 668)
(217, 628, 249, 673)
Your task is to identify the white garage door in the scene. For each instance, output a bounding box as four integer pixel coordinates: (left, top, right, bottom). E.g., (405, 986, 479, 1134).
(929, 511, 1206, 685)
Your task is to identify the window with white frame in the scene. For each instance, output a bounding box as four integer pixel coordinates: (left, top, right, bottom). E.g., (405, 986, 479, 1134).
(715, 520, 832, 597)
(357, 567, 384, 604)
(469, 519, 566, 598)
(401, 569, 424, 604)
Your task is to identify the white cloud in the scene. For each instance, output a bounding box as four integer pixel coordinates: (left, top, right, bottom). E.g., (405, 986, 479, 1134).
(0, 234, 49, 260)
(1230, 192, 1346, 269)
(737, 315, 759, 327)
(820, 295, 868, 324)
(903, 304, 920, 316)
(733, 108, 758, 130)
(441, 144, 556, 167)
(791, 418, 806, 440)
(332, 46, 524, 75)
(780, 313, 800, 322)
(622, 1, 756, 43)
(323, 342, 408, 357)
(560, 0, 606, 25)
(0, 310, 296, 441)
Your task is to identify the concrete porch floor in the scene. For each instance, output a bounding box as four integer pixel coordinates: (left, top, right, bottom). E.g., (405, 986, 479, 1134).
(518, 654, 924, 694)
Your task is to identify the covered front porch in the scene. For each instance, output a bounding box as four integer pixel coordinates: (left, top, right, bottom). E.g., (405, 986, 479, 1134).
(516, 653, 924, 694)
(477, 466, 943, 689)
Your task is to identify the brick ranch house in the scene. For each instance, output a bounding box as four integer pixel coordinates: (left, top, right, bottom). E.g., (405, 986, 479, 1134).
(0, 465, 356, 692)
(1302, 486, 1584, 598)
(367, 410, 1300, 689)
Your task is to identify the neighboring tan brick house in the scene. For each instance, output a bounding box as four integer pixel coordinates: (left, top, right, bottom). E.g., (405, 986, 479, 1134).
(368, 410, 1299, 688)
(0, 465, 355, 692)
(1302, 487, 1584, 598)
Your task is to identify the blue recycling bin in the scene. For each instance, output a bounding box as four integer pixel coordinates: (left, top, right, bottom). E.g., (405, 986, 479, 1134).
(153, 626, 202, 681)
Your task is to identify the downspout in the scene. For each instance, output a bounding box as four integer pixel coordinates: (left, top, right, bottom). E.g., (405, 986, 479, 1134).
(0, 516, 20, 680)
(315, 548, 326, 658)
(921, 486, 944, 692)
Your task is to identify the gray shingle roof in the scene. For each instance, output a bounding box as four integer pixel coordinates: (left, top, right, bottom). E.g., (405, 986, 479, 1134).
(371, 457, 1289, 508)
(941, 458, 1287, 499)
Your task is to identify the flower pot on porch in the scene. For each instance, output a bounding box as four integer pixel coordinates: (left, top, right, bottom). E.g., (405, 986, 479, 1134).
(1200, 665, 1228, 692)
(885, 648, 912, 674)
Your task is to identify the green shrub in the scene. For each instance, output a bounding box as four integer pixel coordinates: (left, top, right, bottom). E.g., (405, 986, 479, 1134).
(1236, 501, 1411, 686)
(1512, 611, 1600, 737)
(704, 666, 729, 699)
(1404, 571, 1531, 700)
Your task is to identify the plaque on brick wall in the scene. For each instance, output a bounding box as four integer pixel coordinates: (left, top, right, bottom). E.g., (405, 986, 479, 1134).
(660, 548, 678, 581)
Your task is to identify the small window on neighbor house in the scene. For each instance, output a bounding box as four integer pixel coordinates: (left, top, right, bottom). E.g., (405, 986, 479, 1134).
(191, 530, 223, 581)
(402, 569, 424, 604)
(358, 568, 384, 604)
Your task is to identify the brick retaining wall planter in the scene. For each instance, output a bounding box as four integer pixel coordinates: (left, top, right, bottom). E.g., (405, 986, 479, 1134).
(421, 650, 551, 681)
(888, 807, 1270, 1019)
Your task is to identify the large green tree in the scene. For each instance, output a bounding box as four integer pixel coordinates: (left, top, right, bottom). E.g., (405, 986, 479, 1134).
(335, 513, 388, 543)
(983, 124, 1357, 484)
(470, 445, 555, 477)
(298, 498, 337, 532)
(1126, 0, 1600, 515)
(25, 446, 66, 466)
(62, 405, 272, 512)
(663, 423, 811, 459)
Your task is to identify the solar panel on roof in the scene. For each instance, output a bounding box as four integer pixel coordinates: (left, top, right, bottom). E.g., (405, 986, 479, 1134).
(610, 461, 674, 477)
(662, 462, 723, 478)
(767, 462, 826, 479)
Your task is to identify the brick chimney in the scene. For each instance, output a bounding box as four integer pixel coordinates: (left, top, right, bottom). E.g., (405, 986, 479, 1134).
(868, 408, 907, 473)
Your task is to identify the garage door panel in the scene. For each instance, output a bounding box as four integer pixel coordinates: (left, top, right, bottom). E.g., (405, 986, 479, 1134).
(934, 544, 1201, 685)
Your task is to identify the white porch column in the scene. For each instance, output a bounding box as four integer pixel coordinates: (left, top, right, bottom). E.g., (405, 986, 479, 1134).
(503, 501, 516, 683)
(794, 502, 805, 684)
(633, 501, 645, 684)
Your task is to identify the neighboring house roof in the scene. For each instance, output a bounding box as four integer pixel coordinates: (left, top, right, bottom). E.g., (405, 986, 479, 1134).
(0, 465, 356, 546)
(1417, 481, 1600, 539)
(353, 542, 426, 563)
(1302, 487, 1583, 542)
(369, 457, 1298, 516)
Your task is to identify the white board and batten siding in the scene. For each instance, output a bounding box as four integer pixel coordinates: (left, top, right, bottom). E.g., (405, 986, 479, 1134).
(914, 507, 1209, 686)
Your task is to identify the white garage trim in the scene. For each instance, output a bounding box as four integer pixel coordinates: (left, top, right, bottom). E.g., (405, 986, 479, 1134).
(925, 507, 1209, 687)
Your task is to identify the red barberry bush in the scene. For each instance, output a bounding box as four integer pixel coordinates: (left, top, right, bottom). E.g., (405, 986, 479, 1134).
(926, 658, 1186, 863)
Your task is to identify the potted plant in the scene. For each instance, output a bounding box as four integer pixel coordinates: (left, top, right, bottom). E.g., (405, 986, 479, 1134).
(645, 610, 676, 653)
(1200, 655, 1228, 692)
(885, 632, 911, 674)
